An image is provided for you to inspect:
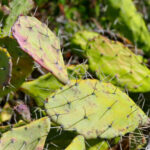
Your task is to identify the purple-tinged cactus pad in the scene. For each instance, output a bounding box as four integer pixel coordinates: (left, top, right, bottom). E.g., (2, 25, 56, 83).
(12, 16, 68, 84)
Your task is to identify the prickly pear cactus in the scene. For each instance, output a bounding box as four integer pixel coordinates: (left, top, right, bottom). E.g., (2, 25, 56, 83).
(0, 103, 13, 123)
(88, 139, 109, 150)
(3, 0, 34, 36)
(45, 79, 149, 139)
(65, 135, 85, 150)
(21, 73, 63, 107)
(12, 16, 69, 84)
(0, 117, 50, 150)
(0, 47, 12, 91)
(72, 30, 150, 92)
(0, 37, 33, 97)
(21, 64, 88, 107)
(0, 120, 26, 133)
(106, 0, 150, 55)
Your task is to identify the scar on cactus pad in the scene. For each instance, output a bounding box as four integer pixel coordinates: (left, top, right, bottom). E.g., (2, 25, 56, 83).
(12, 16, 69, 84)
(0, 47, 12, 89)
(45, 79, 149, 139)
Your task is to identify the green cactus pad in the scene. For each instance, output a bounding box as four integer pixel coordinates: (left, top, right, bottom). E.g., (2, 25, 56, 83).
(0, 120, 26, 133)
(72, 30, 150, 92)
(45, 79, 149, 139)
(65, 135, 85, 150)
(0, 37, 33, 97)
(0, 47, 12, 90)
(12, 16, 69, 84)
(21, 73, 63, 107)
(0, 117, 50, 150)
(3, 0, 34, 36)
(88, 140, 109, 150)
(106, 0, 150, 55)
(21, 64, 88, 107)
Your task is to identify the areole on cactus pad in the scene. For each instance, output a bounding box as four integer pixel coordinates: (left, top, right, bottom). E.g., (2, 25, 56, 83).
(45, 79, 149, 139)
(12, 16, 69, 84)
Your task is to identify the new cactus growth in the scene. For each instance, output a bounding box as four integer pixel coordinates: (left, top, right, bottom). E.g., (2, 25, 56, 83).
(0, 117, 50, 150)
(72, 30, 150, 92)
(65, 135, 85, 150)
(12, 16, 69, 84)
(0, 37, 33, 97)
(0, 47, 12, 93)
(45, 79, 149, 139)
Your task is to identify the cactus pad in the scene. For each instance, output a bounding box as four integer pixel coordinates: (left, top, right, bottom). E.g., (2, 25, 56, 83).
(0, 37, 33, 97)
(21, 64, 88, 107)
(12, 16, 68, 84)
(45, 79, 149, 139)
(0, 117, 50, 150)
(106, 0, 150, 55)
(65, 135, 85, 150)
(3, 0, 34, 36)
(0, 47, 12, 90)
(72, 31, 150, 92)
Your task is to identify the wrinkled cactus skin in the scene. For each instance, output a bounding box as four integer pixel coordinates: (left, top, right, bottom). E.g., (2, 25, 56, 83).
(12, 16, 69, 84)
(45, 79, 149, 139)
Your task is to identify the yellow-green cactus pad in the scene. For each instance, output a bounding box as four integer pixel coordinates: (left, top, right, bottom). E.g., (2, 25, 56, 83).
(0, 117, 50, 150)
(0, 47, 12, 89)
(12, 16, 68, 84)
(65, 135, 85, 150)
(21, 64, 88, 107)
(45, 79, 149, 139)
(72, 30, 150, 92)
(88, 140, 109, 150)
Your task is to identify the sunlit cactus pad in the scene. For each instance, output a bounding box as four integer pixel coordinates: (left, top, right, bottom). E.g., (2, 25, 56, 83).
(45, 79, 149, 139)
(0, 117, 50, 150)
(65, 135, 85, 150)
(0, 47, 12, 89)
(12, 16, 68, 84)
(72, 30, 150, 92)
(21, 64, 88, 107)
